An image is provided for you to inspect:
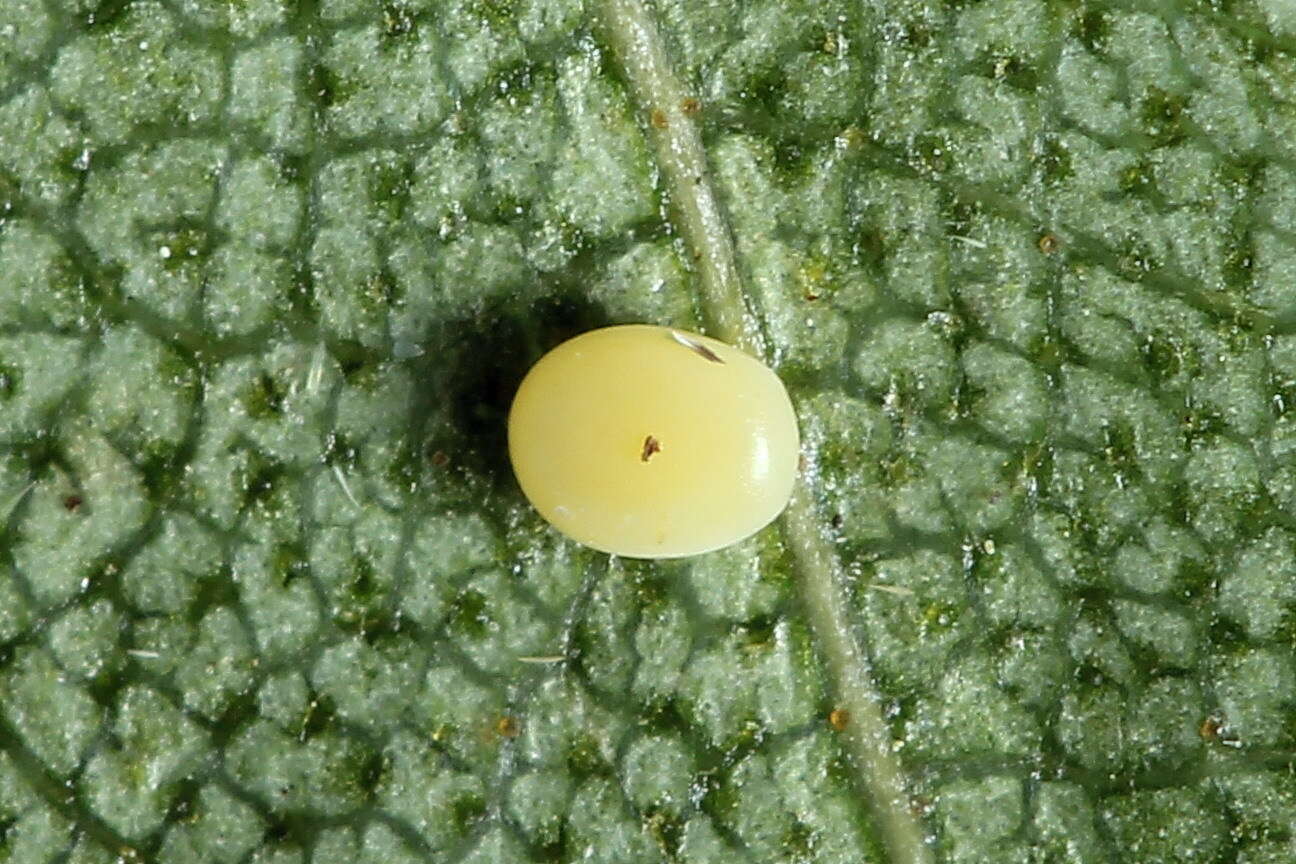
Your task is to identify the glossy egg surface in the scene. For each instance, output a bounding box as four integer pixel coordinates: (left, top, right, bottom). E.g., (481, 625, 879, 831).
(507, 324, 799, 558)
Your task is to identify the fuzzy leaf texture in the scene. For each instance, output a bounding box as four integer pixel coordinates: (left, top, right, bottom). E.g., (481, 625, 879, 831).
(1, 0, 1295, 862)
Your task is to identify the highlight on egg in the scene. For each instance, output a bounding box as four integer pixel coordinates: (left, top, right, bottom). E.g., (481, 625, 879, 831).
(507, 324, 800, 558)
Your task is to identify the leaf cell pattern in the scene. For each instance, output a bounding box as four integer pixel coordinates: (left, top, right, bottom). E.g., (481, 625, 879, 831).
(1, 0, 1295, 862)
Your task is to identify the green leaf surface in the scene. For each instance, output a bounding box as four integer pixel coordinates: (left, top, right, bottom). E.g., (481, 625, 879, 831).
(2, 0, 1295, 862)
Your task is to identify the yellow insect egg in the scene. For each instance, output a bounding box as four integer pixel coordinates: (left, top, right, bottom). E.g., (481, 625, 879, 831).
(507, 324, 800, 558)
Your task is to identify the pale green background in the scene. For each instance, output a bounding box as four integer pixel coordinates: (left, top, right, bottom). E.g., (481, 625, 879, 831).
(1, 0, 1295, 861)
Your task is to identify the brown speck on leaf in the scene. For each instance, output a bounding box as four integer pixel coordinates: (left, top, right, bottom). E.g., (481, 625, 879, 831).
(650, 108, 668, 129)
(63, 494, 83, 512)
(1038, 232, 1060, 254)
(641, 435, 662, 462)
(681, 97, 701, 116)
(1199, 713, 1223, 742)
(431, 450, 449, 468)
(828, 708, 850, 731)
(669, 330, 724, 363)
(496, 715, 521, 738)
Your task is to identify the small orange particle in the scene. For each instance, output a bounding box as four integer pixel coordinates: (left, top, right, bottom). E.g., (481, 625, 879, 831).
(496, 715, 521, 738)
(828, 708, 850, 731)
(1199, 714, 1222, 742)
(650, 108, 668, 130)
(838, 126, 867, 149)
(1038, 233, 1060, 254)
(63, 494, 84, 512)
(681, 97, 701, 116)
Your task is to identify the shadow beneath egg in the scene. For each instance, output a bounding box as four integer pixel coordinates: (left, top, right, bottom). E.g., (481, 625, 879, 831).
(404, 291, 614, 495)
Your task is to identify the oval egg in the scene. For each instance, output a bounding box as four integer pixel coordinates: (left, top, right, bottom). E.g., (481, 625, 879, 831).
(507, 324, 800, 558)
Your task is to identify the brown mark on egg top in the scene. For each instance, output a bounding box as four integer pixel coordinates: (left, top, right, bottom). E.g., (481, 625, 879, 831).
(641, 435, 662, 463)
(669, 330, 724, 364)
